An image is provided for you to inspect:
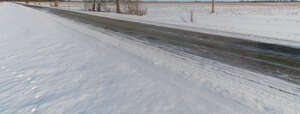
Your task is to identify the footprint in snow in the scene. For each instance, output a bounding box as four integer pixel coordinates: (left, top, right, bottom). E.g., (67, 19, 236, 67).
(27, 77, 32, 81)
(17, 74, 24, 78)
(35, 94, 41, 99)
(11, 72, 17, 75)
(31, 108, 37, 112)
(31, 86, 37, 90)
(30, 81, 36, 84)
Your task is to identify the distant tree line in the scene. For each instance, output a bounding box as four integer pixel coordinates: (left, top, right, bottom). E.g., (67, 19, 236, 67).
(2, 0, 299, 2)
(81, 0, 147, 16)
(240, 0, 298, 2)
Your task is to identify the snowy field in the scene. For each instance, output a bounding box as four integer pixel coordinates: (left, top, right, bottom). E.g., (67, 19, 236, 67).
(62, 2, 300, 46)
(1, 2, 300, 114)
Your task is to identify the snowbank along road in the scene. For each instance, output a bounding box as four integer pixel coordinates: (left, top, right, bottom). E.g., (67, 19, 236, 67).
(1, 2, 300, 114)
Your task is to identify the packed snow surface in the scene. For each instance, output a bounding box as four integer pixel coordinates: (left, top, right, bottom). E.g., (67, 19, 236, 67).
(1, 2, 300, 114)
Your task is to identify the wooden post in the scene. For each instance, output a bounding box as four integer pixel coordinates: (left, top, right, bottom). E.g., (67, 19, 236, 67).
(212, 0, 215, 14)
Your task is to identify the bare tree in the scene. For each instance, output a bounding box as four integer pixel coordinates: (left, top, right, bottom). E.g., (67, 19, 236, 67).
(97, 1, 101, 12)
(116, 0, 121, 13)
(96, 0, 112, 12)
(83, 0, 93, 11)
(55, 0, 58, 7)
(212, 0, 215, 14)
(92, 0, 96, 11)
(123, 0, 147, 16)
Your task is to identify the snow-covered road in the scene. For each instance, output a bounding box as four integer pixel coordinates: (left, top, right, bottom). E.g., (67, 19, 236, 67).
(70, 2, 300, 48)
(1, 3, 300, 114)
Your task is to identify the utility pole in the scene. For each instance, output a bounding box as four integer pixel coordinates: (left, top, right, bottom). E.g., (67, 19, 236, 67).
(212, 0, 215, 14)
(116, 0, 121, 13)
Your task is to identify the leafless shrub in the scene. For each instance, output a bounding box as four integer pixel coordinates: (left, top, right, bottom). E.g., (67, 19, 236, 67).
(123, 0, 147, 16)
(25, 0, 29, 4)
(50, 2, 56, 7)
(180, 10, 196, 23)
(83, 0, 146, 15)
(83, 0, 94, 11)
(97, 0, 112, 12)
(82, 0, 113, 12)
(190, 10, 194, 23)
